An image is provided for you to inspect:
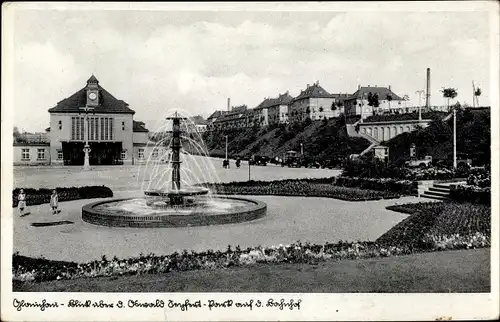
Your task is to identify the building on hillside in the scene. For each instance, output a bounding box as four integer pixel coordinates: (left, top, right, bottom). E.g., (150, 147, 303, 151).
(344, 85, 407, 120)
(212, 105, 248, 130)
(187, 115, 208, 133)
(207, 111, 227, 131)
(263, 91, 293, 126)
(330, 93, 350, 116)
(253, 98, 272, 127)
(288, 82, 338, 123)
(47, 75, 149, 166)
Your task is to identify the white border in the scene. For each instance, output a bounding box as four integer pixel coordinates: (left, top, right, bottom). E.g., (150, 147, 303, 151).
(1, 1, 499, 321)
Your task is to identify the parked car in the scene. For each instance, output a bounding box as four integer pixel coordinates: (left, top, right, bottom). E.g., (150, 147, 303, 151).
(405, 155, 433, 168)
(249, 155, 269, 166)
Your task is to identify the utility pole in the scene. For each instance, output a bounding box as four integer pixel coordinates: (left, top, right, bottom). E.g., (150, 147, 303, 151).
(300, 143, 304, 156)
(415, 90, 425, 121)
(453, 106, 457, 169)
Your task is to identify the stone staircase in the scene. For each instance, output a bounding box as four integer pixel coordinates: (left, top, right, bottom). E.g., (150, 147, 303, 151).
(420, 181, 465, 200)
(358, 132, 380, 156)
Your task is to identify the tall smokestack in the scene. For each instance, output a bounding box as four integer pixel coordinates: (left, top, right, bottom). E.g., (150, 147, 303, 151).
(227, 98, 231, 111)
(426, 68, 431, 108)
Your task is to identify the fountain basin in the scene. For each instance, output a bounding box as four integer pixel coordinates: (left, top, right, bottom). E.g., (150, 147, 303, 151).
(82, 195, 267, 228)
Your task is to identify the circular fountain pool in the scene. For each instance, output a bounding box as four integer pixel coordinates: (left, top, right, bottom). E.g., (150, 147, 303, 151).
(82, 196, 267, 228)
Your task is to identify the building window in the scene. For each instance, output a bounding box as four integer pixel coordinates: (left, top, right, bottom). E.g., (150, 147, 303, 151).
(152, 148, 158, 159)
(21, 148, 30, 160)
(57, 149, 63, 160)
(109, 118, 114, 140)
(101, 117, 105, 140)
(104, 117, 109, 140)
(138, 148, 145, 160)
(400, 126, 404, 133)
(121, 150, 127, 160)
(37, 148, 45, 160)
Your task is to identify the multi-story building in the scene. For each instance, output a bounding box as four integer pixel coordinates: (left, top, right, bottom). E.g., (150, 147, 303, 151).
(206, 110, 227, 131)
(212, 105, 248, 130)
(260, 91, 293, 126)
(187, 115, 208, 133)
(288, 82, 338, 123)
(47, 75, 149, 165)
(343, 85, 406, 119)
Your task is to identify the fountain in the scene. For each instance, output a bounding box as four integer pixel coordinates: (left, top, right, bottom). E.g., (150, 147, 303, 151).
(81, 111, 267, 228)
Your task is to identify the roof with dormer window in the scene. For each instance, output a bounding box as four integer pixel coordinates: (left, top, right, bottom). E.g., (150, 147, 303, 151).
(48, 75, 135, 114)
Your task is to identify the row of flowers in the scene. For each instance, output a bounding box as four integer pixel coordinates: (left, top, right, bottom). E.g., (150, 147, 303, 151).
(333, 176, 415, 195)
(203, 179, 402, 201)
(13, 232, 490, 283)
(12, 186, 113, 208)
(466, 167, 491, 188)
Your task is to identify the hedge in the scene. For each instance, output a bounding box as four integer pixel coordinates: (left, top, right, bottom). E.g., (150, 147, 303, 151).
(449, 185, 490, 205)
(12, 186, 113, 208)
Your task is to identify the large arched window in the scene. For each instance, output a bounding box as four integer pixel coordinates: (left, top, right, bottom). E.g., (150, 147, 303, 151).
(406, 126, 411, 132)
(374, 127, 378, 139)
(380, 127, 385, 140)
(400, 126, 404, 133)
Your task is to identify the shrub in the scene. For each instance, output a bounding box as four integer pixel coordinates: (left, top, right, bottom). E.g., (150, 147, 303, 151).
(12, 186, 113, 207)
(449, 185, 490, 205)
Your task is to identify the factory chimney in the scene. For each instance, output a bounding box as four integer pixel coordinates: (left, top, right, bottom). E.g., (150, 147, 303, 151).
(227, 97, 231, 112)
(426, 68, 431, 108)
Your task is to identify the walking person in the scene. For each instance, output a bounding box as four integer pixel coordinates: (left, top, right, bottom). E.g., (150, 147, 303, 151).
(50, 189, 60, 214)
(17, 189, 27, 217)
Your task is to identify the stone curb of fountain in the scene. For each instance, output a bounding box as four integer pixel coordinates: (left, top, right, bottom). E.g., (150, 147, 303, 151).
(81, 195, 267, 228)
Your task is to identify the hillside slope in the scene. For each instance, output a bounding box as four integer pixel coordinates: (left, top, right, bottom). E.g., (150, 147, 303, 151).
(201, 118, 370, 160)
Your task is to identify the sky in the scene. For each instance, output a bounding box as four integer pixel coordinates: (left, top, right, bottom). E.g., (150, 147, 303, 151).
(8, 4, 493, 132)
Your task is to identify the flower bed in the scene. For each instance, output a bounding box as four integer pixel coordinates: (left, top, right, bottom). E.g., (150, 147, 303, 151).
(12, 186, 113, 207)
(13, 228, 490, 284)
(334, 177, 416, 195)
(202, 178, 402, 201)
(381, 201, 491, 249)
(449, 185, 490, 205)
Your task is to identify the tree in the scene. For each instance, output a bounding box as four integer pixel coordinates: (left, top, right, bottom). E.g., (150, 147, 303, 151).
(441, 87, 458, 111)
(474, 87, 482, 107)
(386, 93, 393, 111)
(319, 106, 324, 112)
(403, 94, 410, 108)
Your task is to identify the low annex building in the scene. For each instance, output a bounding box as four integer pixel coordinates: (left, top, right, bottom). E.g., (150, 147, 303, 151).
(344, 85, 407, 119)
(47, 75, 149, 166)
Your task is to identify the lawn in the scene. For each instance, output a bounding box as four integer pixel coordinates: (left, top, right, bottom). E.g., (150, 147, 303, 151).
(14, 248, 490, 293)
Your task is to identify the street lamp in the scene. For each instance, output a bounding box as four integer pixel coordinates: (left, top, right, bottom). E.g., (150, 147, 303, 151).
(300, 143, 304, 156)
(453, 106, 457, 169)
(79, 105, 94, 170)
(225, 135, 228, 160)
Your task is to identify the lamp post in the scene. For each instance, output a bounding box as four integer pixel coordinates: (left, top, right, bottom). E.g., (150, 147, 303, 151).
(300, 143, 304, 156)
(453, 106, 457, 169)
(79, 105, 94, 170)
(225, 135, 228, 160)
(248, 156, 251, 181)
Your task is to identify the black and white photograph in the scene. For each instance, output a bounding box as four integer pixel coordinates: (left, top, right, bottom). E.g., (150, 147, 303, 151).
(1, 1, 499, 321)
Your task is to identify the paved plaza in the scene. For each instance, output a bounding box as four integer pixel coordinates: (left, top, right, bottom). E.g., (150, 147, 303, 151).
(11, 158, 416, 263)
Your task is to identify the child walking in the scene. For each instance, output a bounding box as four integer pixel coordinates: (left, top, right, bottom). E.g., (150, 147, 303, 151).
(18, 189, 27, 216)
(50, 189, 60, 214)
